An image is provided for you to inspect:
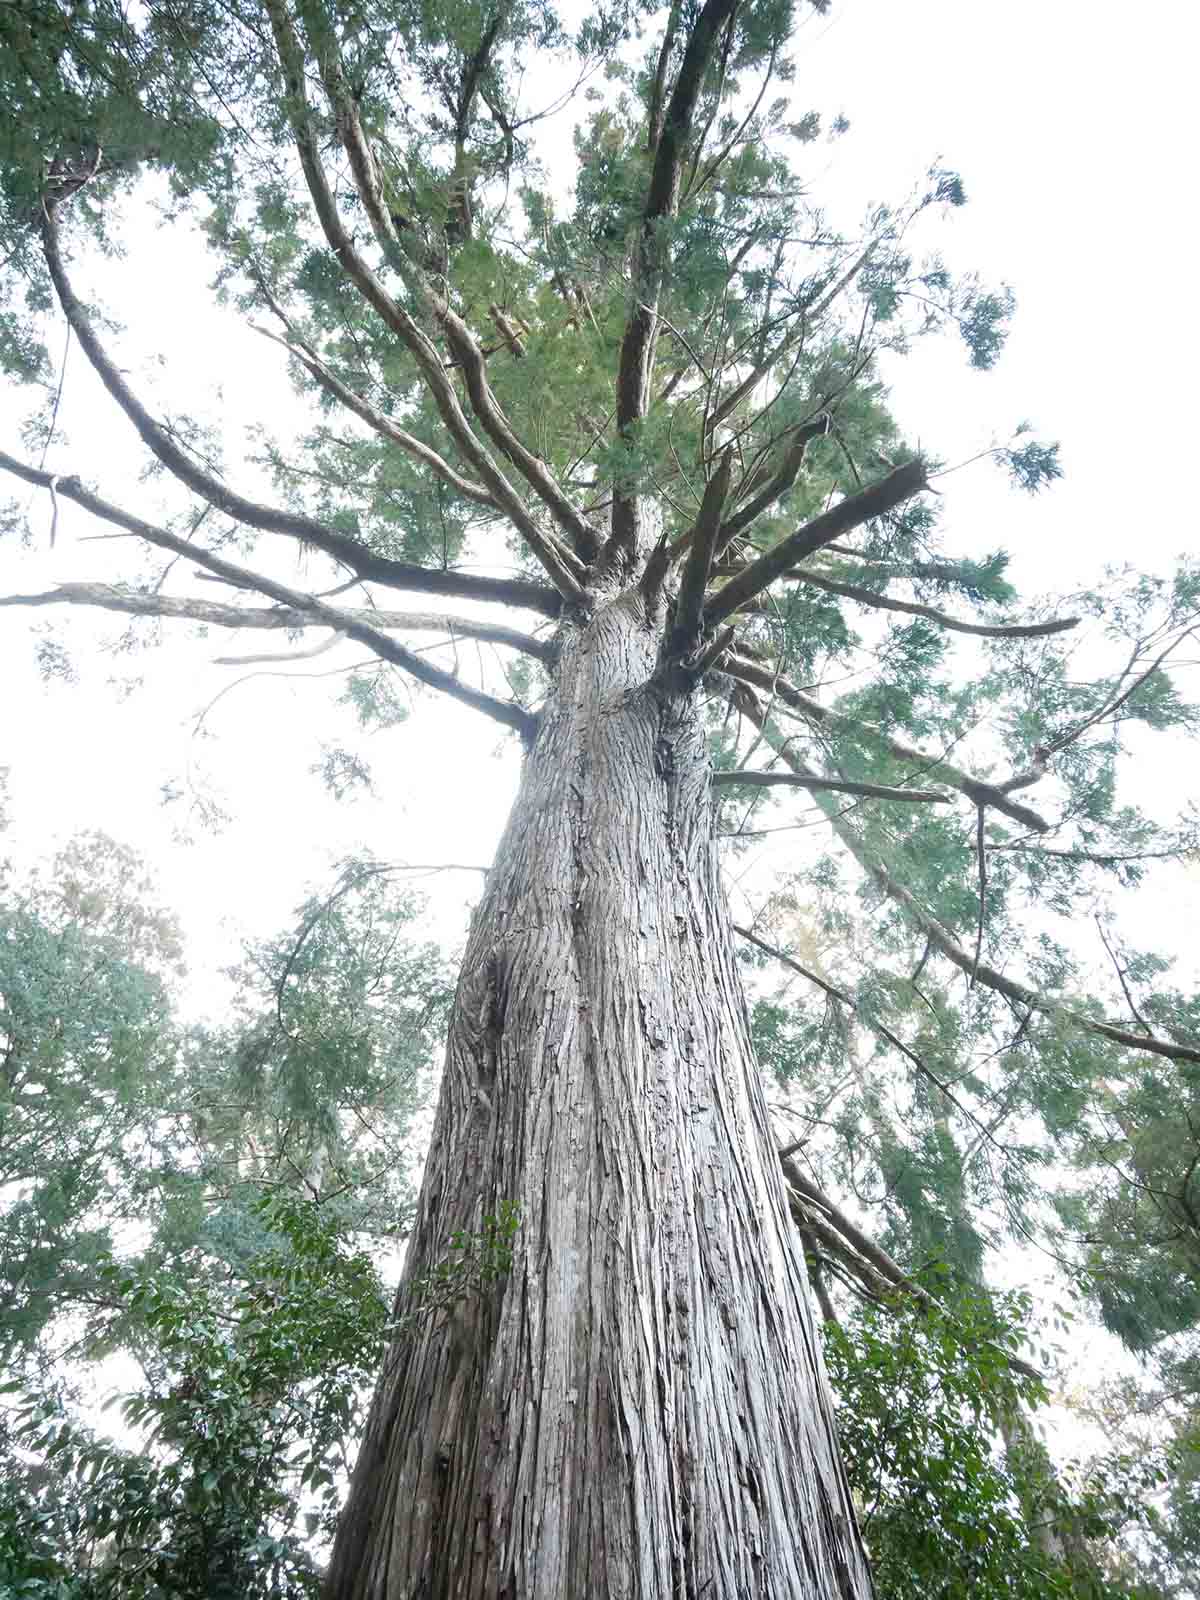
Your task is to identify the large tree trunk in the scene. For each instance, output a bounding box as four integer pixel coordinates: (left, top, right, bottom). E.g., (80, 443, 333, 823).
(325, 591, 872, 1598)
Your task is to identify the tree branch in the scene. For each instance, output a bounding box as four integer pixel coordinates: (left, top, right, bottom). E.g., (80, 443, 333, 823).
(293, 1, 602, 568)
(251, 322, 498, 511)
(704, 459, 928, 627)
(857, 841, 1200, 1063)
(0, 581, 555, 664)
(607, 0, 741, 569)
(722, 653, 1052, 831)
(667, 448, 733, 661)
(778, 1157, 1046, 1383)
(34, 215, 557, 617)
(709, 415, 830, 563)
(704, 245, 876, 440)
(790, 567, 1080, 639)
(0, 455, 537, 740)
(738, 707, 1200, 1066)
(262, 0, 590, 603)
(1094, 916, 1154, 1037)
(646, 0, 682, 152)
(739, 922, 980, 1129)
(1039, 626, 1198, 760)
(716, 771, 950, 804)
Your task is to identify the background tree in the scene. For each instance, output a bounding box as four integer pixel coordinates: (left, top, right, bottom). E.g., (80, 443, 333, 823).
(0, 831, 450, 1595)
(1, 2, 1197, 1598)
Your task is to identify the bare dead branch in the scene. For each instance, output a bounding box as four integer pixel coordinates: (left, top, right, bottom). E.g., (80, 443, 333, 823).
(0, 579, 555, 664)
(781, 1157, 1045, 1381)
(704, 460, 928, 627)
(798, 1230, 841, 1325)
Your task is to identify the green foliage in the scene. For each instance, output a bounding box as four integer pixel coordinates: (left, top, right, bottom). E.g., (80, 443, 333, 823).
(0, 836, 183, 1369)
(824, 1291, 1156, 1600)
(0, 834, 446, 1587)
(404, 1201, 520, 1327)
(0, 1195, 388, 1598)
(1002, 435, 1064, 493)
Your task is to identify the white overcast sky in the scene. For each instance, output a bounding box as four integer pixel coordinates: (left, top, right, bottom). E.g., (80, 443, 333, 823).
(2, 0, 1197, 997)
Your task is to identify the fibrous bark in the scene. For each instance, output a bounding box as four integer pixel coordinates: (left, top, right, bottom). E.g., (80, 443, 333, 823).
(326, 596, 871, 1599)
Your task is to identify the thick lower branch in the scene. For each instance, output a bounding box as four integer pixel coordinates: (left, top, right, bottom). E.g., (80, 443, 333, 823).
(37, 207, 550, 612)
(0, 582, 554, 664)
(0, 456, 536, 740)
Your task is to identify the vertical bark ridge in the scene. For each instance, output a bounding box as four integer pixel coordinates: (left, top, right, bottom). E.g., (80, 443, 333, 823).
(326, 596, 871, 1599)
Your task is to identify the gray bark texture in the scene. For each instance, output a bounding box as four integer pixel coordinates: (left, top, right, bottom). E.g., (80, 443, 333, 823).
(325, 593, 872, 1599)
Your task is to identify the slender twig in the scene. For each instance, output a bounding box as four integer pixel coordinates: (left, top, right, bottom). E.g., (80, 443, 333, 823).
(1094, 916, 1155, 1036)
(970, 806, 986, 987)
